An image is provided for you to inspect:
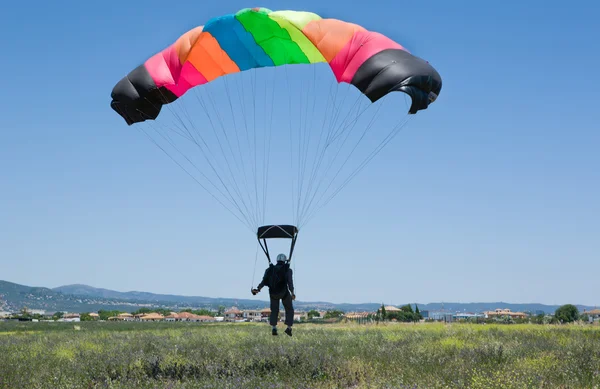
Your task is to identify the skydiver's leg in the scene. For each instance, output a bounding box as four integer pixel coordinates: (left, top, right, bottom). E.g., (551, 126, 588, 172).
(282, 292, 294, 327)
(269, 295, 280, 327)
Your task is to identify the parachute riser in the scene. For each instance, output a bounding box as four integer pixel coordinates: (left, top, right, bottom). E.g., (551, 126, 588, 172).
(258, 238, 271, 264)
(256, 225, 299, 265)
(257, 234, 298, 265)
(288, 235, 298, 262)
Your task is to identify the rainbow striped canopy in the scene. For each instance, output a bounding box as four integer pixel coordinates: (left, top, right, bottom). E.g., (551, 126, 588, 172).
(111, 7, 441, 125)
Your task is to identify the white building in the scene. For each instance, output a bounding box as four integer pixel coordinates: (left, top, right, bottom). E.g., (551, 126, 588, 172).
(59, 313, 81, 322)
(454, 312, 485, 321)
(243, 310, 263, 322)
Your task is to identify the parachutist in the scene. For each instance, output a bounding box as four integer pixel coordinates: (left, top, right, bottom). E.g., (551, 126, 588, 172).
(252, 253, 295, 336)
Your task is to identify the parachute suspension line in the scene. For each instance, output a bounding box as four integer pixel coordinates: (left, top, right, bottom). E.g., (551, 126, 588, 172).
(142, 119, 227, 202)
(296, 95, 372, 223)
(297, 85, 362, 200)
(134, 121, 254, 233)
(175, 92, 244, 213)
(258, 237, 271, 264)
(305, 76, 338, 188)
(285, 65, 297, 226)
(293, 66, 305, 227)
(297, 77, 342, 219)
(325, 91, 359, 146)
(135, 95, 256, 230)
(302, 114, 414, 227)
(187, 91, 257, 228)
(198, 90, 258, 228)
(147, 86, 259, 231)
(292, 68, 341, 227)
(328, 114, 414, 204)
(250, 68, 263, 229)
(327, 95, 371, 146)
(190, 75, 257, 229)
(299, 65, 315, 227)
(299, 101, 385, 224)
(293, 68, 303, 226)
(313, 117, 413, 221)
(223, 76, 256, 227)
(262, 67, 276, 227)
(260, 69, 267, 227)
(235, 67, 259, 227)
(298, 66, 317, 221)
(295, 66, 307, 225)
(150, 101, 193, 144)
(296, 65, 320, 225)
(296, 95, 373, 226)
(251, 68, 260, 230)
(326, 83, 354, 145)
(203, 89, 251, 223)
(251, 240, 260, 289)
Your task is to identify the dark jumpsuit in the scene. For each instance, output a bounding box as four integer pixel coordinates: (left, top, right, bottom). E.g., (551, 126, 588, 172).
(257, 262, 295, 326)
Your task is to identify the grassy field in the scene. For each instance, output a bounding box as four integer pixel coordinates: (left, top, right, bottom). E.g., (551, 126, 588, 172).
(0, 321, 599, 388)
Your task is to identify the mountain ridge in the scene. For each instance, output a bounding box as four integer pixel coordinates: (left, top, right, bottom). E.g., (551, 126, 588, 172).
(1, 280, 596, 314)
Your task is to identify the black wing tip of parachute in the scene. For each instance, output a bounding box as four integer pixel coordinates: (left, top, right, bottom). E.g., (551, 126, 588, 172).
(110, 64, 178, 125)
(257, 225, 299, 239)
(352, 48, 442, 114)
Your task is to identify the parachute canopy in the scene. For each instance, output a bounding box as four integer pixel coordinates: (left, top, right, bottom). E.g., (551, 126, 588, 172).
(109, 7, 443, 237)
(110, 7, 442, 125)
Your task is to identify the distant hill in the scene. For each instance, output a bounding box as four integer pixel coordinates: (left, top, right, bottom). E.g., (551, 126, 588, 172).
(53, 284, 383, 311)
(53, 284, 258, 306)
(52, 284, 124, 299)
(0, 280, 62, 306)
(2, 280, 333, 313)
(0, 280, 152, 313)
(0, 280, 595, 314)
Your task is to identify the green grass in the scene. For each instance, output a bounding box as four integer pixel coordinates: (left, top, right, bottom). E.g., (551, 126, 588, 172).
(0, 321, 599, 388)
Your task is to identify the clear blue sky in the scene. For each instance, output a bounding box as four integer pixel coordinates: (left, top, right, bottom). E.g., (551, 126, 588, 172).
(1, 0, 598, 306)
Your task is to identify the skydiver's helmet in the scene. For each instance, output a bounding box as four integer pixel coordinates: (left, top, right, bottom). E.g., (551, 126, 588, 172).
(277, 253, 287, 263)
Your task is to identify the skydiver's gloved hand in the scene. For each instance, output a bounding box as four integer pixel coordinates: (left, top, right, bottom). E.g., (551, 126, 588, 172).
(251, 288, 260, 295)
(292, 294, 296, 301)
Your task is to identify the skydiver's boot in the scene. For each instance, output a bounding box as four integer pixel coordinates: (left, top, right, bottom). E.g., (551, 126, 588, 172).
(272, 326, 278, 336)
(285, 326, 292, 337)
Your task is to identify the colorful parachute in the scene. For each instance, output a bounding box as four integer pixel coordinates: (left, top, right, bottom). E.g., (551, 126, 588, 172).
(109, 8, 442, 235)
(110, 7, 441, 125)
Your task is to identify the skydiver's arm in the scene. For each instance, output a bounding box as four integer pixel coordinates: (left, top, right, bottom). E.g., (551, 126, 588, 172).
(257, 268, 269, 290)
(287, 268, 294, 295)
